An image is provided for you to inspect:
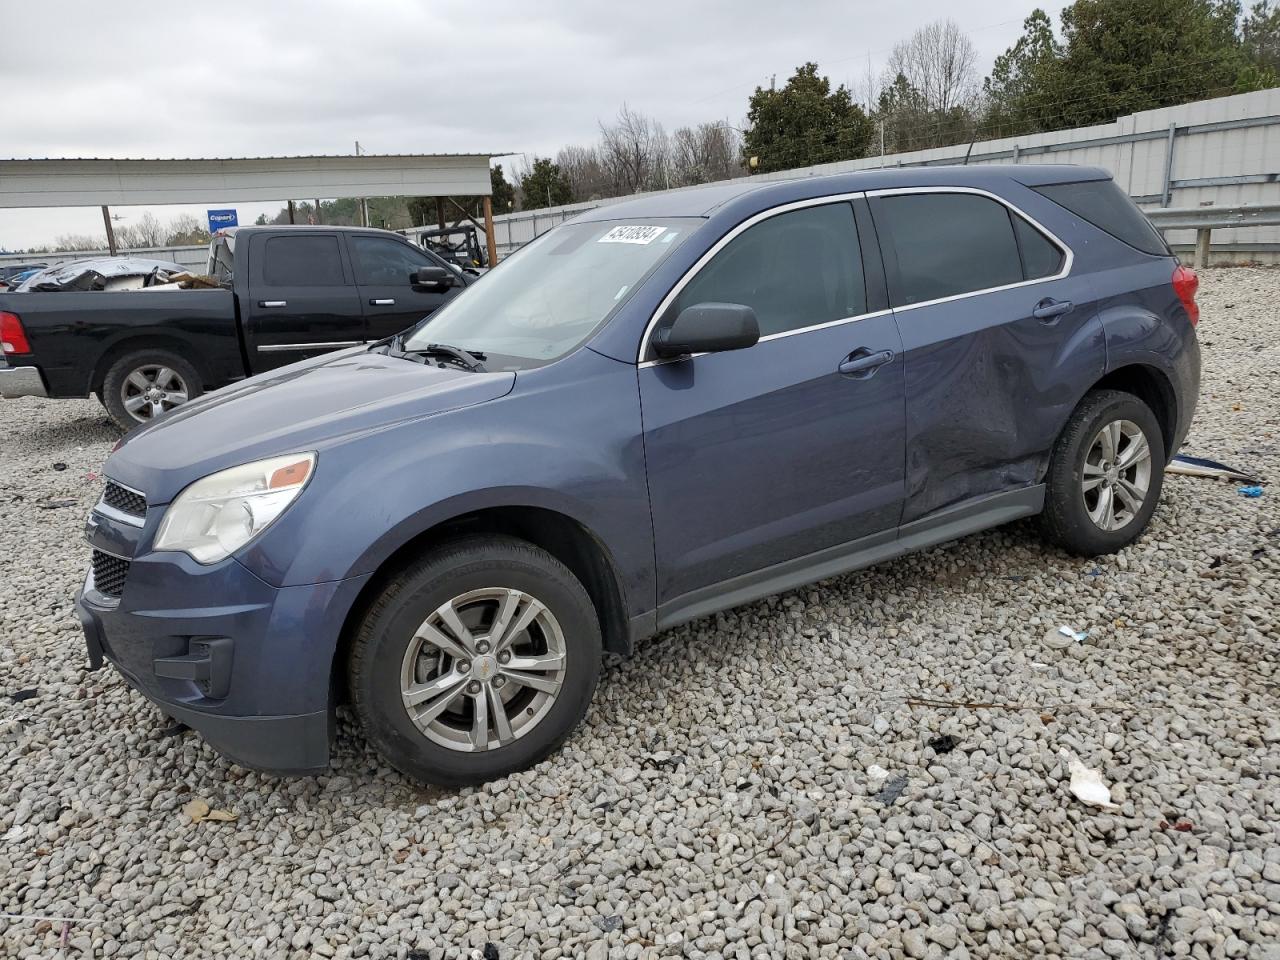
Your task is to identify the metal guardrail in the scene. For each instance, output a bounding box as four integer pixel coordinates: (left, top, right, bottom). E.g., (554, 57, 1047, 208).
(1146, 203, 1280, 266)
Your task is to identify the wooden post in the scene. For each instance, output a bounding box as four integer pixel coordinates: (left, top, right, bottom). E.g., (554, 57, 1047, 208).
(435, 198, 447, 230)
(287, 200, 296, 224)
(314, 199, 323, 225)
(101, 205, 118, 255)
(482, 196, 498, 266)
(1195, 228, 1211, 269)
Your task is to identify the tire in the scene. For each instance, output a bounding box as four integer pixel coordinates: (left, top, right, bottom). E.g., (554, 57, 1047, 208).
(1038, 389, 1166, 556)
(348, 535, 602, 786)
(101, 349, 202, 430)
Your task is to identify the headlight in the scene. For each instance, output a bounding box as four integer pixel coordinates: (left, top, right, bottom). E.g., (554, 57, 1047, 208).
(154, 453, 316, 564)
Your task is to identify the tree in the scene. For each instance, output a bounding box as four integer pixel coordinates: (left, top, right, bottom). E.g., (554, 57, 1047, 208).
(599, 104, 670, 193)
(556, 144, 612, 202)
(519, 158, 573, 209)
(254, 213, 269, 226)
(984, 0, 1273, 134)
(115, 211, 165, 249)
(163, 213, 210, 246)
(741, 63, 874, 173)
(983, 9, 1063, 136)
(1243, 1, 1280, 75)
(886, 20, 979, 134)
(669, 122, 743, 186)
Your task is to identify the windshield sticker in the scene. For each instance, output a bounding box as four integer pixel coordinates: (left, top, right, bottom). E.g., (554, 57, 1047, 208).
(661, 231, 679, 243)
(598, 225, 666, 245)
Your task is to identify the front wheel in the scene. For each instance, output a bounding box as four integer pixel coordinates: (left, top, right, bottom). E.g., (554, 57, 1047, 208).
(1038, 389, 1166, 556)
(348, 536, 602, 786)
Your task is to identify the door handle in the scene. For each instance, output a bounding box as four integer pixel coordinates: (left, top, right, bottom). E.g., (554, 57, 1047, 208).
(258, 300, 287, 308)
(838, 349, 894, 378)
(369, 298, 396, 306)
(1032, 297, 1073, 321)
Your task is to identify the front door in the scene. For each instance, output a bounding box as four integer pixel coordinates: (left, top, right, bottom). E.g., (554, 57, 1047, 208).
(348, 234, 461, 342)
(639, 199, 906, 611)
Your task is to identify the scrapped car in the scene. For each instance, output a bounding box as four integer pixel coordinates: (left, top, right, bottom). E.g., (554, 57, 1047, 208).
(76, 165, 1200, 786)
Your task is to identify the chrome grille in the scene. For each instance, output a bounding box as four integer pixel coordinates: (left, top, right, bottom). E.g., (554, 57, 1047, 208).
(91, 550, 130, 598)
(102, 480, 146, 518)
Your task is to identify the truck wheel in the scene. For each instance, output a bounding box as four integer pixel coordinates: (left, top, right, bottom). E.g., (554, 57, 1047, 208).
(1038, 389, 1166, 556)
(101, 349, 202, 430)
(348, 536, 602, 787)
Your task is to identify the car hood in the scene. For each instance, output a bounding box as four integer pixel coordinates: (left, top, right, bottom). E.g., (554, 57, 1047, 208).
(107, 349, 515, 503)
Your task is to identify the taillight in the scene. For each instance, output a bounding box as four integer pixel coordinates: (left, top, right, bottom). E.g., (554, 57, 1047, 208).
(1172, 264, 1199, 327)
(0, 311, 31, 354)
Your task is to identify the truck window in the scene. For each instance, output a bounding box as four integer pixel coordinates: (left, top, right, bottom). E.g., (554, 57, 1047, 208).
(350, 236, 431, 285)
(262, 236, 346, 286)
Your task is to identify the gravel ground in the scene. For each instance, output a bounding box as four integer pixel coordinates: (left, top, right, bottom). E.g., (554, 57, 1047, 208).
(1, 268, 1278, 960)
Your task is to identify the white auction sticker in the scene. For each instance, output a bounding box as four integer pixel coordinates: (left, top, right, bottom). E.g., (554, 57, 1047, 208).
(598, 225, 666, 244)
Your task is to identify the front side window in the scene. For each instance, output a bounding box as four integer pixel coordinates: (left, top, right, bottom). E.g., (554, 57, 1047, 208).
(351, 236, 431, 285)
(671, 202, 866, 338)
(403, 218, 696, 367)
(261, 235, 345, 286)
(874, 193, 1025, 307)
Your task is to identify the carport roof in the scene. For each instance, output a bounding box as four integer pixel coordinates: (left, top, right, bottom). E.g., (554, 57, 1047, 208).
(0, 153, 515, 208)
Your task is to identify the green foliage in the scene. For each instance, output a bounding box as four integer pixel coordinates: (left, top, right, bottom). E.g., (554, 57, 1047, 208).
(520, 158, 574, 209)
(1243, 1, 1280, 74)
(741, 63, 874, 173)
(985, 1, 1275, 135)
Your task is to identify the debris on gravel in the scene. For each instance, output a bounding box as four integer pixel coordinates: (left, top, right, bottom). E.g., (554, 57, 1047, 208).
(1, 268, 1278, 958)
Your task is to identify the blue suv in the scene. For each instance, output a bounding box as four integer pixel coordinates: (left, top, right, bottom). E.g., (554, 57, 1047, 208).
(76, 165, 1201, 785)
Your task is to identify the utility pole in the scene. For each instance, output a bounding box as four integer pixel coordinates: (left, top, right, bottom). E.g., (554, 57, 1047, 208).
(101, 205, 118, 255)
(879, 120, 886, 167)
(355, 140, 370, 228)
(287, 200, 296, 224)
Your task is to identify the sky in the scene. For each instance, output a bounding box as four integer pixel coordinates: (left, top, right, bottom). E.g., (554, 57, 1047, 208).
(0, 0, 1067, 251)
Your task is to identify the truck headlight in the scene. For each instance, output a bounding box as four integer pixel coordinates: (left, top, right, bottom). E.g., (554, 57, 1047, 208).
(154, 453, 316, 564)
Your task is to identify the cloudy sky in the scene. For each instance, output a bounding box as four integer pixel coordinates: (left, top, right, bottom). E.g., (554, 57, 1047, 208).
(1, 0, 1066, 250)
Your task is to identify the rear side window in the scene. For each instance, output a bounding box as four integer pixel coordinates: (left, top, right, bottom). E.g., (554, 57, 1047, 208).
(1012, 215, 1064, 280)
(673, 202, 866, 337)
(1033, 180, 1168, 256)
(874, 193, 1023, 306)
(261, 235, 346, 286)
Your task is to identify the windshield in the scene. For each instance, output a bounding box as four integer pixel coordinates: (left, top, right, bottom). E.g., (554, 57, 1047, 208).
(402, 218, 697, 367)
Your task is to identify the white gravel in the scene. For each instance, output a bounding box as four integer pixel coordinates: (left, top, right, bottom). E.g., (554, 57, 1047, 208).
(2, 268, 1279, 960)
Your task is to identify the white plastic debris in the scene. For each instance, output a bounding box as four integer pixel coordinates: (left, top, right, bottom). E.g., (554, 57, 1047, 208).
(1060, 749, 1118, 809)
(1057, 625, 1088, 643)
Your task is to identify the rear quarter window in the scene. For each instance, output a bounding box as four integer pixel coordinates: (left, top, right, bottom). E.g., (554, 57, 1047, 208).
(1033, 180, 1169, 256)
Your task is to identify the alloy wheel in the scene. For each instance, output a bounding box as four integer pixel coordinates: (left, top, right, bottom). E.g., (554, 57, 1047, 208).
(1081, 419, 1152, 531)
(399, 587, 567, 752)
(121, 365, 190, 421)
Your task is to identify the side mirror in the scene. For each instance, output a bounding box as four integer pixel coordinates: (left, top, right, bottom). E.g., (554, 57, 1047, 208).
(651, 302, 760, 358)
(413, 266, 455, 289)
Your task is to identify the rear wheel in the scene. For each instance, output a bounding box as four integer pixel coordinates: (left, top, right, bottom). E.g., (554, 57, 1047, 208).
(101, 349, 201, 430)
(1038, 389, 1165, 556)
(348, 536, 601, 786)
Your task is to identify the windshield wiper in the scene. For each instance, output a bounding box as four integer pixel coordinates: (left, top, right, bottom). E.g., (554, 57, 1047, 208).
(386, 336, 487, 372)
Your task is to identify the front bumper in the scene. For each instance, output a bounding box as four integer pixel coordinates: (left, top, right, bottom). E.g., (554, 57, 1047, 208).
(75, 543, 370, 774)
(0, 362, 48, 399)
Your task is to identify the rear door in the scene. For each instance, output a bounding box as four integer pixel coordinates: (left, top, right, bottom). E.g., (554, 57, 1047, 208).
(348, 233, 462, 342)
(867, 187, 1104, 523)
(242, 232, 366, 372)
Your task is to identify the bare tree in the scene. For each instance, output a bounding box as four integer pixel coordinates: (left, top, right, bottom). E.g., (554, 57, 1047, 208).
(884, 19, 979, 149)
(599, 104, 669, 194)
(53, 233, 107, 252)
(115, 211, 167, 249)
(555, 144, 611, 202)
(669, 122, 743, 187)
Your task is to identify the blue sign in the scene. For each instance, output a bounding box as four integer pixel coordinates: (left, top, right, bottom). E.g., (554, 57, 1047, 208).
(207, 209, 238, 233)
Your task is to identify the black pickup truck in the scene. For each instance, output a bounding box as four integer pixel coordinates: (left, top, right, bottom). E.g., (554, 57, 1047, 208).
(0, 226, 474, 428)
